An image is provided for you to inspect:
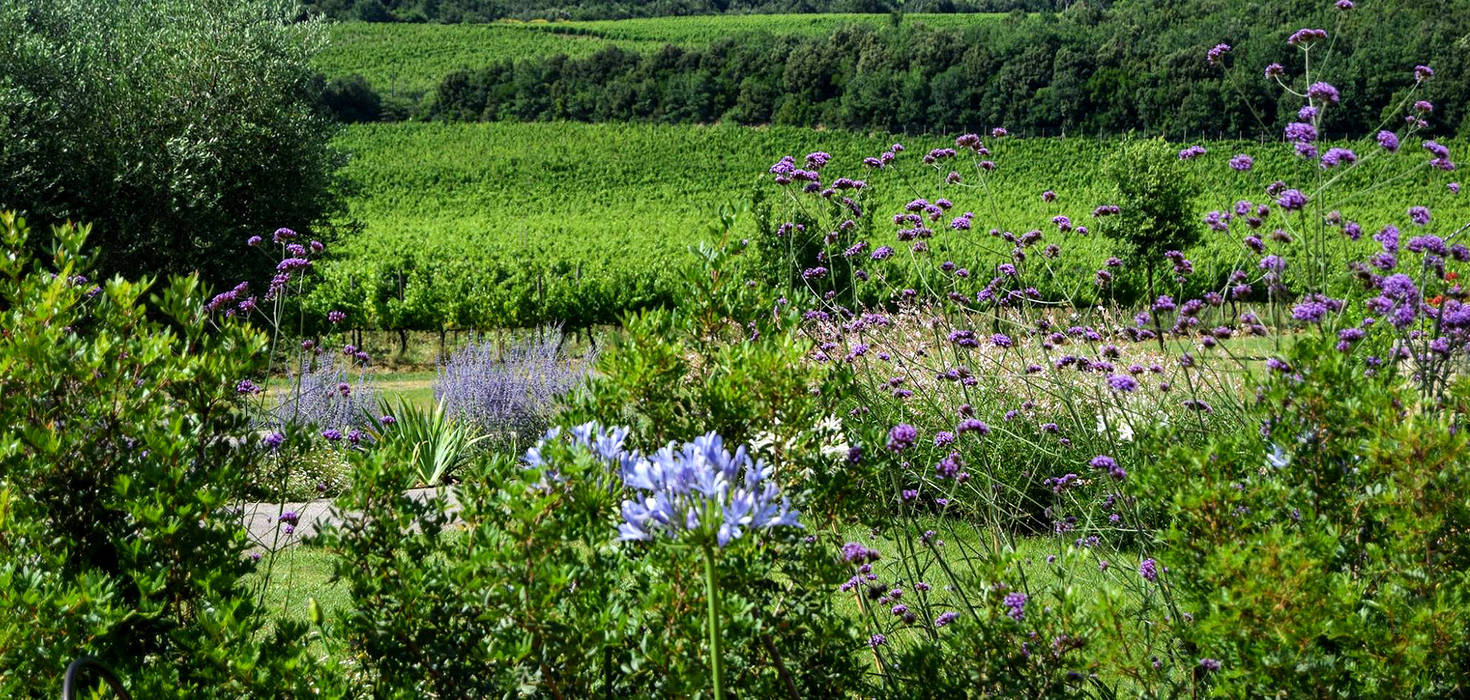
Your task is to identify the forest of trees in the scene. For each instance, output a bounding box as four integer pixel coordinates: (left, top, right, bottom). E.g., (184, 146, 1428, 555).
(305, 0, 1065, 23)
(417, 0, 1470, 139)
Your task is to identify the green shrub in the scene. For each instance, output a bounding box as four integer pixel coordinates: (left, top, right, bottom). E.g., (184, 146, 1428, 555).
(0, 0, 340, 286)
(560, 242, 867, 516)
(0, 213, 326, 695)
(1130, 336, 1470, 694)
(1099, 137, 1204, 304)
(319, 427, 866, 696)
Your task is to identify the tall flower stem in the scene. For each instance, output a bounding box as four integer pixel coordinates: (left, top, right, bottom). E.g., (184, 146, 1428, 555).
(703, 543, 725, 700)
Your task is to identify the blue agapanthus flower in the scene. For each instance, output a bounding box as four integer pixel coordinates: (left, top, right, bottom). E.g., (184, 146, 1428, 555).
(522, 422, 637, 487)
(618, 431, 801, 547)
(521, 423, 800, 547)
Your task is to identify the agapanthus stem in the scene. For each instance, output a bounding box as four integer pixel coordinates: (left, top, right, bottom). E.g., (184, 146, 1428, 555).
(703, 543, 725, 700)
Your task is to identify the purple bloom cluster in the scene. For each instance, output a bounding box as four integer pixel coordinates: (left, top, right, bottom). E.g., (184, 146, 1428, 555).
(1287, 28, 1327, 46)
(1206, 43, 1231, 66)
(435, 327, 587, 439)
(1307, 81, 1340, 105)
(1003, 591, 1028, 621)
(268, 353, 378, 439)
(887, 423, 918, 452)
(1320, 148, 1356, 169)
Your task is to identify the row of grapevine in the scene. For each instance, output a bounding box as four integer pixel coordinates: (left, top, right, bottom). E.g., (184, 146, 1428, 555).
(311, 121, 1468, 331)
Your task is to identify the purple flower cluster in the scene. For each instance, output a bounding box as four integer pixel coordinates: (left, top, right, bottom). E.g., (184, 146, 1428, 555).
(267, 353, 379, 439)
(887, 423, 918, 452)
(1287, 28, 1327, 46)
(1206, 43, 1231, 66)
(1003, 591, 1028, 621)
(435, 327, 588, 439)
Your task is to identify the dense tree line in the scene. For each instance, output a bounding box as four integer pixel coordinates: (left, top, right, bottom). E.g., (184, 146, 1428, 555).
(304, 0, 1066, 23)
(418, 0, 1470, 138)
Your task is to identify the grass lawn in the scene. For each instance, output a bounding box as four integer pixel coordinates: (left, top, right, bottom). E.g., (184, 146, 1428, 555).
(245, 544, 350, 629)
(372, 370, 437, 409)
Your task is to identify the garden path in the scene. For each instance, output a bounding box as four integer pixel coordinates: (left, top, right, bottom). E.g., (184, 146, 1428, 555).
(240, 487, 461, 550)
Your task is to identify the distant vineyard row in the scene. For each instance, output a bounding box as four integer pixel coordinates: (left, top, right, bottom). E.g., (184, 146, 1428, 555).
(304, 122, 1469, 332)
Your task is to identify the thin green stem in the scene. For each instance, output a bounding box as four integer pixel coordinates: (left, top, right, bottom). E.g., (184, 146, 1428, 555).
(703, 543, 725, 700)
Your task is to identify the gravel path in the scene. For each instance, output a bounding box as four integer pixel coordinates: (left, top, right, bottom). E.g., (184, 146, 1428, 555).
(241, 487, 461, 550)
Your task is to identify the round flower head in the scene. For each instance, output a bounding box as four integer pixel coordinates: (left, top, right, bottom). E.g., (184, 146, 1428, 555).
(887, 424, 918, 452)
(1287, 28, 1327, 46)
(1206, 43, 1231, 66)
(612, 429, 800, 547)
(1415, 65, 1435, 82)
(247, 235, 263, 247)
(1409, 206, 1431, 226)
(1307, 82, 1340, 105)
(1284, 122, 1317, 143)
(1276, 189, 1308, 211)
(1229, 154, 1253, 171)
(1264, 62, 1285, 78)
(1377, 130, 1400, 152)
(1320, 148, 1357, 169)
(1335, 0, 1353, 9)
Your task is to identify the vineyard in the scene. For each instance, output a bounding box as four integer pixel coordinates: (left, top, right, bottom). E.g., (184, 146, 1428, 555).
(312, 121, 1470, 332)
(313, 14, 1007, 96)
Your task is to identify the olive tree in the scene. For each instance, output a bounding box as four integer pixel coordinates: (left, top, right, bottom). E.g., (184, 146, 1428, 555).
(0, 0, 341, 285)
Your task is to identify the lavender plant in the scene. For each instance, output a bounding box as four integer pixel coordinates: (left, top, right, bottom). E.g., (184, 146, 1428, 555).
(267, 351, 379, 440)
(435, 325, 587, 450)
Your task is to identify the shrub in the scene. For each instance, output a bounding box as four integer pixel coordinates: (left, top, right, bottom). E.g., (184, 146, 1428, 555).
(1098, 137, 1204, 305)
(0, 213, 324, 695)
(434, 325, 586, 451)
(319, 423, 865, 696)
(320, 73, 384, 123)
(0, 0, 340, 286)
(1129, 335, 1470, 694)
(561, 243, 864, 516)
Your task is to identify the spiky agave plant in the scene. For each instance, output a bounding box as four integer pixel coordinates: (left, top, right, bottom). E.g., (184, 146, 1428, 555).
(365, 397, 487, 487)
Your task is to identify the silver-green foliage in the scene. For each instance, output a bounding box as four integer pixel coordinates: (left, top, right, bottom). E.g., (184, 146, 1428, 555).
(0, 0, 338, 285)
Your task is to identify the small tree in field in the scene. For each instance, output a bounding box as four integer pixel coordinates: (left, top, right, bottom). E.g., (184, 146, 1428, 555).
(1100, 138, 1203, 319)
